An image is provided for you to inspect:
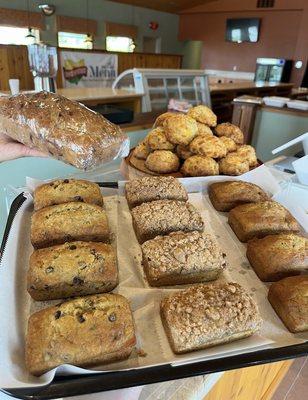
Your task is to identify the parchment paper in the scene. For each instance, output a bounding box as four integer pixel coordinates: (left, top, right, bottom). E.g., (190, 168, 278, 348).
(0, 166, 307, 389)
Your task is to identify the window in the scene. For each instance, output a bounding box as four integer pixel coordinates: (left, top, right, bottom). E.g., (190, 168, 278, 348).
(0, 26, 40, 45)
(106, 36, 135, 53)
(58, 32, 93, 49)
(231, 28, 241, 43)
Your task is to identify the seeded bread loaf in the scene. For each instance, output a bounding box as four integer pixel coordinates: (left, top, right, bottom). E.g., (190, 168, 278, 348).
(208, 181, 268, 212)
(28, 241, 118, 300)
(131, 200, 204, 244)
(125, 176, 188, 209)
(25, 293, 136, 376)
(0, 91, 128, 170)
(268, 276, 308, 333)
(34, 179, 103, 211)
(161, 282, 262, 354)
(31, 202, 110, 249)
(228, 201, 300, 242)
(141, 231, 226, 286)
(246, 234, 308, 282)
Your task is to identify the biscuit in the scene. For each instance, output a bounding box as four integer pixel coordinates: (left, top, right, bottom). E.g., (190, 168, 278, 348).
(236, 145, 258, 167)
(181, 155, 219, 176)
(219, 136, 237, 153)
(189, 136, 227, 159)
(163, 114, 198, 145)
(145, 150, 180, 174)
(196, 122, 213, 137)
(176, 144, 193, 160)
(153, 112, 176, 128)
(133, 141, 151, 160)
(147, 127, 175, 151)
(215, 123, 244, 144)
(187, 105, 217, 127)
(219, 153, 249, 176)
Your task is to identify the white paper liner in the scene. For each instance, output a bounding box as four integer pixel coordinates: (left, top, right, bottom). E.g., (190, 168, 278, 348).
(0, 166, 307, 389)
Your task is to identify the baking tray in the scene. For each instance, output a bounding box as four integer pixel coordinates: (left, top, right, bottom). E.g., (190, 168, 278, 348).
(1, 183, 307, 400)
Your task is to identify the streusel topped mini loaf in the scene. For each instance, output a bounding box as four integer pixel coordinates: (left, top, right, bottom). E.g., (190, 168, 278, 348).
(161, 282, 262, 354)
(125, 176, 188, 209)
(131, 199, 204, 243)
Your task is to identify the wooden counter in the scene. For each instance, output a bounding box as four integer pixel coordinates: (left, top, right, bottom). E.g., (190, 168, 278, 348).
(56, 87, 142, 112)
(210, 82, 293, 93)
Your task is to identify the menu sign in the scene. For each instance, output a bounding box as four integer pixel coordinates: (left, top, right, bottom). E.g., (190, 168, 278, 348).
(60, 51, 118, 87)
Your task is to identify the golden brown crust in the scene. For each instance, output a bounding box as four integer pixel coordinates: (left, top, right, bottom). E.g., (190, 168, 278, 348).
(161, 282, 262, 353)
(208, 181, 269, 212)
(147, 127, 175, 151)
(187, 105, 217, 127)
(196, 122, 214, 137)
(28, 241, 118, 300)
(268, 276, 308, 333)
(133, 141, 151, 160)
(131, 200, 204, 244)
(236, 145, 258, 167)
(153, 112, 177, 128)
(25, 294, 136, 376)
(125, 176, 188, 209)
(31, 202, 110, 249)
(0, 91, 128, 170)
(33, 179, 103, 211)
(141, 231, 226, 286)
(145, 150, 180, 173)
(228, 201, 301, 242)
(176, 144, 193, 160)
(163, 114, 198, 145)
(181, 155, 219, 177)
(189, 136, 227, 158)
(219, 153, 250, 176)
(219, 136, 237, 153)
(246, 234, 308, 282)
(215, 123, 244, 144)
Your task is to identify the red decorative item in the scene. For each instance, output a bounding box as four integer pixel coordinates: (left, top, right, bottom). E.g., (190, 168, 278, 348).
(149, 21, 159, 30)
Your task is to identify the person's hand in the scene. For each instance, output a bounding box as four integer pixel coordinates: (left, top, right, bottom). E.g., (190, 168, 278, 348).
(0, 133, 48, 162)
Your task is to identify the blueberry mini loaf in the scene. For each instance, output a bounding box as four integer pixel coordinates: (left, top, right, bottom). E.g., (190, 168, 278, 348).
(31, 202, 110, 249)
(141, 231, 226, 286)
(25, 293, 136, 376)
(161, 282, 262, 354)
(268, 276, 308, 333)
(228, 201, 300, 242)
(33, 179, 103, 211)
(28, 241, 118, 301)
(246, 233, 308, 282)
(131, 200, 204, 244)
(208, 181, 268, 212)
(125, 176, 188, 209)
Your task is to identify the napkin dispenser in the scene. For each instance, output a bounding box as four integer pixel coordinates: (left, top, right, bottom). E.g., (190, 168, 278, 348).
(272, 132, 308, 185)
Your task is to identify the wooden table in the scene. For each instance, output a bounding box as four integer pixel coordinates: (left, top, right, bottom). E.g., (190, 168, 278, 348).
(56, 87, 142, 113)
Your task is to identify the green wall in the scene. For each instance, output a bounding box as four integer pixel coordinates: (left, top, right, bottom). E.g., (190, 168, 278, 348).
(0, 0, 184, 54)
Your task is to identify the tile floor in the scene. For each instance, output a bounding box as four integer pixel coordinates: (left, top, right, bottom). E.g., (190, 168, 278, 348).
(272, 356, 308, 400)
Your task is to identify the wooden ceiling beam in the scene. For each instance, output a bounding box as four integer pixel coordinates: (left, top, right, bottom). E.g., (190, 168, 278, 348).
(109, 0, 214, 14)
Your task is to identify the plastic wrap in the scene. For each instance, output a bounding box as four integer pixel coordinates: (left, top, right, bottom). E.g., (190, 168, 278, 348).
(0, 91, 130, 170)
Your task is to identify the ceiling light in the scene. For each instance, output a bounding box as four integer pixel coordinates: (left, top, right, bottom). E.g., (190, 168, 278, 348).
(39, 4, 56, 16)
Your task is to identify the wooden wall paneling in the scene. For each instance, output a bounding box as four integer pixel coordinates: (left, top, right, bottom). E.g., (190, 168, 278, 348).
(56, 15, 97, 35)
(105, 22, 138, 39)
(0, 7, 44, 29)
(0, 47, 9, 91)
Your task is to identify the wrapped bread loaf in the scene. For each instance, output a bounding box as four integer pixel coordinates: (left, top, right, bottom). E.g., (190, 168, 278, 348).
(0, 91, 129, 169)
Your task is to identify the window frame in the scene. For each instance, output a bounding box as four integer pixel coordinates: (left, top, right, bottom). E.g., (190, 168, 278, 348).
(58, 31, 93, 50)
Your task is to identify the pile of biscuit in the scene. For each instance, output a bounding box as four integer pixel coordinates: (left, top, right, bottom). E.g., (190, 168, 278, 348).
(133, 105, 258, 176)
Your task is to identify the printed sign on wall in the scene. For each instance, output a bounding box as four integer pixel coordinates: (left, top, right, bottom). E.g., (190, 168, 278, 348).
(60, 51, 118, 87)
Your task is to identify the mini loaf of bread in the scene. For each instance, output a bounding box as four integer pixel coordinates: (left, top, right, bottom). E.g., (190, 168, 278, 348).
(141, 231, 226, 286)
(268, 276, 308, 333)
(25, 293, 136, 376)
(161, 282, 262, 354)
(33, 179, 103, 211)
(131, 200, 204, 244)
(28, 241, 118, 300)
(125, 176, 188, 209)
(209, 181, 269, 212)
(31, 202, 110, 249)
(228, 201, 300, 242)
(247, 234, 308, 282)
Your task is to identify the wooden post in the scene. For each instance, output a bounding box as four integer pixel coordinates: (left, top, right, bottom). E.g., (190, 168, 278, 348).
(232, 96, 262, 144)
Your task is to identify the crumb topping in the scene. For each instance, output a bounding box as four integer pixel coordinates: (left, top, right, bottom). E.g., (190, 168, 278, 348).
(161, 282, 262, 347)
(142, 231, 226, 277)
